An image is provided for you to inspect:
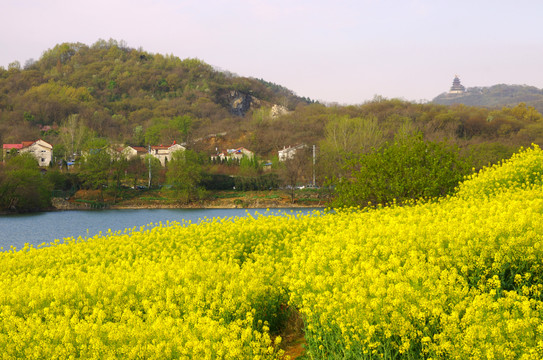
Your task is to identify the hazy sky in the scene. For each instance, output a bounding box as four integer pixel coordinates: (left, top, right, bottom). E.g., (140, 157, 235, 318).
(1, 0, 542, 104)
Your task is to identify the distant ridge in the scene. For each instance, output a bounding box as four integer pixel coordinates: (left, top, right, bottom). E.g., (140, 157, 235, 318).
(432, 84, 543, 113)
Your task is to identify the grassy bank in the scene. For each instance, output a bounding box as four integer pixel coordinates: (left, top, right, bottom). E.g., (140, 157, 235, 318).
(59, 188, 329, 210)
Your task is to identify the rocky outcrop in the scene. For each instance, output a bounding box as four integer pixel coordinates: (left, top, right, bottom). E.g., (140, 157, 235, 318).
(270, 104, 289, 118)
(227, 90, 260, 116)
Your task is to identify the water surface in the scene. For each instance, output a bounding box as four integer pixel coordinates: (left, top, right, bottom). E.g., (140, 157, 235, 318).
(0, 208, 321, 250)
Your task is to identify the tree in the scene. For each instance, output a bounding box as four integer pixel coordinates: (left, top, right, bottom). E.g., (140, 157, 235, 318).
(79, 139, 111, 200)
(323, 115, 384, 154)
(58, 114, 90, 161)
(170, 115, 192, 143)
(109, 155, 129, 203)
(332, 132, 472, 208)
(0, 153, 52, 212)
(279, 148, 311, 203)
(144, 154, 162, 188)
(131, 125, 145, 146)
(126, 157, 146, 188)
(319, 115, 384, 182)
(166, 150, 206, 203)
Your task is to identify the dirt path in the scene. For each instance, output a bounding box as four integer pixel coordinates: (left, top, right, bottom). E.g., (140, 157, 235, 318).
(279, 307, 307, 359)
(282, 336, 307, 359)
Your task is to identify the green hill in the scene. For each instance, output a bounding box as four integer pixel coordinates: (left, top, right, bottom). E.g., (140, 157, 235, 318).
(432, 84, 543, 113)
(3, 40, 543, 167)
(0, 39, 312, 148)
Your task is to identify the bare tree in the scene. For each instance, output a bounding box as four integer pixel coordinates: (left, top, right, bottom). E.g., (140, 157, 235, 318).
(58, 114, 89, 161)
(279, 148, 311, 203)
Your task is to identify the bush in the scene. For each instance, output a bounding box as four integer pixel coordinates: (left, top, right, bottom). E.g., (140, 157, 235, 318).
(201, 174, 236, 190)
(332, 132, 472, 208)
(0, 153, 53, 212)
(234, 174, 280, 191)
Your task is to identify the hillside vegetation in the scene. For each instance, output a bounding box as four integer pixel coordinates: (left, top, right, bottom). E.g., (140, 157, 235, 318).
(0, 39, 311, 151)
(2, 40, 543, 160)
(4, 40, 543, 213)
(433, 84, 543, 113)
(3, 146, 543, 358)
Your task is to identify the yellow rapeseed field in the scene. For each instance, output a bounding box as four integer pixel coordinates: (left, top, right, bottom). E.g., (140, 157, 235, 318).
(3, 145, 543, 359)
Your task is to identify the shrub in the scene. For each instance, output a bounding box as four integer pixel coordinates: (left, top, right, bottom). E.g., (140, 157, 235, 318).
(332, 132, 472, 208)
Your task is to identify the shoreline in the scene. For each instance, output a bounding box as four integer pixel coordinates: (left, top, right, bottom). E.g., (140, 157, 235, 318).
(0, 189, 329, 214)
(1, 202, 324, 216)
(51, 197, 326, 211)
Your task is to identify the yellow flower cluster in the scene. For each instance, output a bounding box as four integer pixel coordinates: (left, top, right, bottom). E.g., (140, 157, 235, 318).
(2, 145, 543, 359)
(0, 216, 295, 359)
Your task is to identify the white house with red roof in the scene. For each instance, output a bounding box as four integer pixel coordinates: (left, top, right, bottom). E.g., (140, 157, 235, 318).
(2, 139, 53, 166)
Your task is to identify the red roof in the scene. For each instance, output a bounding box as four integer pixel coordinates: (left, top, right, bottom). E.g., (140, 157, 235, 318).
(3, 144, 23, 149)
(132, 146, 147, 153)
(21, 141, 34, 148)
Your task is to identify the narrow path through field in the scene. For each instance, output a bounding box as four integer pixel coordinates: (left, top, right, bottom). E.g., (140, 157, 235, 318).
(282, 336, 306, 359)
(279, 307, 307, 359)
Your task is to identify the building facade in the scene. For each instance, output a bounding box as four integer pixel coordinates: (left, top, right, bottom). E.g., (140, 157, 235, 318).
(278, 144, 306, 162)
(2, 139, 53, 166)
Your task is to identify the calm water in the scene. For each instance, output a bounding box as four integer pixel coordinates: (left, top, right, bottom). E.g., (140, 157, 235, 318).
(0, 208, 322, 251)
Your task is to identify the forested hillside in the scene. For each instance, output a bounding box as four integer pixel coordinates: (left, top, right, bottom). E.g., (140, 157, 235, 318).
(3, 40, 543, 210)
(0, 39, 312, 153)
(2, 39, 543, 163)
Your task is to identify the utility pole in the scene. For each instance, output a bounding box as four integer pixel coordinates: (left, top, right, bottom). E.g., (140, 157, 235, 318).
(148, 144, 151, 188)
(312, 144, 316, 187)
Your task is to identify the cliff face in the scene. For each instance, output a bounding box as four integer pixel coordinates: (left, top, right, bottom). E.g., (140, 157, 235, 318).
(227, 90, 260, 116)
(225, 91, 290, 118)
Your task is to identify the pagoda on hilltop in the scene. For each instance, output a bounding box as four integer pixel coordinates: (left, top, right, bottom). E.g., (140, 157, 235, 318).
(449, 75, 465, 94)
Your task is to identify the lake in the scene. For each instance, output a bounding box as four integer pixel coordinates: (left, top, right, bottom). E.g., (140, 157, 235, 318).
(0, 208, 322, 251)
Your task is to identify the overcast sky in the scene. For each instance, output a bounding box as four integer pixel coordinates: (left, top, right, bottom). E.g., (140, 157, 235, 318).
(1, 0, 542, 104)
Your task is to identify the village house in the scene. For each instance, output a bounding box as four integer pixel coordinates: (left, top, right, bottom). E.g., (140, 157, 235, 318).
(278, 144, 306, 162)
(119, 143, 186, 166)
(2, 139, 53, 167)
(212, 147, 254, 162)
(150, 143, 186, 166)
(120, 145, 148, 161)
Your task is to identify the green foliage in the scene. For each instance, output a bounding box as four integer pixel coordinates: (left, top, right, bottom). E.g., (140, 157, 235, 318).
(17, 82, 93, 125)
(239, 155, 261, 176)
(332, 132, 472, 208)
(166, 150, 207, 203)
(144, 154, 162, 188)
(0, 40, 310, 148)
(45, 170, 79, 191)
(79, 145, 111, 192)
(201, 174, 236, 190)
(144, 115, 193, 145)
(319, 115, 385, 182)
(170, 115, 192, 142)
(234, 174, 279, 191)
(466, 142, 519, 170)
(0, 153, 52, 212)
